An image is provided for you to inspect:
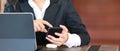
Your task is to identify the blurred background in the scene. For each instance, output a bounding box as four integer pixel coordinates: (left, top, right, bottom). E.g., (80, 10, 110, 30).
(0, 0, 120, 48)
(72, 0, 120, 47)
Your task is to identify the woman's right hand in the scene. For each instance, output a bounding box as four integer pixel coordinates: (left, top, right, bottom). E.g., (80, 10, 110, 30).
(34, 19, 53, 32)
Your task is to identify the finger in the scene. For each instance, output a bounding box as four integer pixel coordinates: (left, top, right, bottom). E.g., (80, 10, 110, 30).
(46, 37, 62, 46)
(34, 20, 42, 32)
(34, 26, 37, 32)
(42, 20, 53, 27)
(55, 33, 62, 37)
(47, 35, 62, 43)
(47, 35, 64, 43)
(36, 21, 46, 32)
(38, 22, 45, 32)
(60, 25, 68, 33)
(54, 42, 62, 46)
(43, 29, 47, 32)
(46, 37, 55, 43)
(47, 35, 58, 41)
(34, 23, 41, 32)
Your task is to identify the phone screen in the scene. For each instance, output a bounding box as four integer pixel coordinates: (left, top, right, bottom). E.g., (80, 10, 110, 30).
(47, 27, 62, 38)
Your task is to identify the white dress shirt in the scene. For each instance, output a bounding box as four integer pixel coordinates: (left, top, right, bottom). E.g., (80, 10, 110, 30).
(28, 0, 50, 19)
(28, 0, 81, 48)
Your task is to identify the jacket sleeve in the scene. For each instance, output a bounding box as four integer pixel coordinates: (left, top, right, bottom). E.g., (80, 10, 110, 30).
(64, 0, 90, 46)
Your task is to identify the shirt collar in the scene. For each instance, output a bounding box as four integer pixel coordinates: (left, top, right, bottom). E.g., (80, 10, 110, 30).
(28, 0, 50, 19)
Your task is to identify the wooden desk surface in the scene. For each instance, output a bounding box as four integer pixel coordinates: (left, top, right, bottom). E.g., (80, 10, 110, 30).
(37, 45, 119, 51)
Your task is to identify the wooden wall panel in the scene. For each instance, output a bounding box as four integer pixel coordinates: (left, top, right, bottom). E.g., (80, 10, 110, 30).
(72, 0, 120, 45)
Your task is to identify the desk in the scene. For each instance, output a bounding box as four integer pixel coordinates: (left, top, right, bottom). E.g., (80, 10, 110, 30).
(37, 45, 119, 51)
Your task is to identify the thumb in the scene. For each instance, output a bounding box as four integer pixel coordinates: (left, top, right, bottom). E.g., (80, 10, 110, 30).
(60, 25, 68, 33)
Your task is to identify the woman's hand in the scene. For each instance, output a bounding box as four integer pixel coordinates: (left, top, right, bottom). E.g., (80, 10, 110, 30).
(34, 19, 53, 32)
(46, 25, 69, 46)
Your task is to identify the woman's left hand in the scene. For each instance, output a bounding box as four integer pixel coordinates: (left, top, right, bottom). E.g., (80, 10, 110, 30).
(46, 25, 69, 46)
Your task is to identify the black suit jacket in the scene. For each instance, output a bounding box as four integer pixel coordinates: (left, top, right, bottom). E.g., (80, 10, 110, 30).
(4, 0, 90, 46)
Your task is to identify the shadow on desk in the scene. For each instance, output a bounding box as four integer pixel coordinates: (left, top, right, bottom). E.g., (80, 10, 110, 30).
(37, 45, 118, 51)
(90, 40, 120, 51)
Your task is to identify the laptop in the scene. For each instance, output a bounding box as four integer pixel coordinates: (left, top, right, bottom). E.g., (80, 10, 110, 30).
(0, 13, 36, 51)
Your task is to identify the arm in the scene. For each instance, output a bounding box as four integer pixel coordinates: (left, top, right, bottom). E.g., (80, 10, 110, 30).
(64, 0, 90, 46)
(46, 0, 90, 47)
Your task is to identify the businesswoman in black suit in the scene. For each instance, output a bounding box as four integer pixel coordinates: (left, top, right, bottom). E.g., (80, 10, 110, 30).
(4, 0, 90, 48)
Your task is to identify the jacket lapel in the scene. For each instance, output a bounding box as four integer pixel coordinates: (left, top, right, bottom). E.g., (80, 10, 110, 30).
(19, 0, 59, 26)
(43, 0, 59, 26)
(19, 2, 33, 12)
(19, 2, 35, 19)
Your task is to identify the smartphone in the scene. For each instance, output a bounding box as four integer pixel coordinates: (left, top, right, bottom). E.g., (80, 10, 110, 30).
(47, 27, 63, 38)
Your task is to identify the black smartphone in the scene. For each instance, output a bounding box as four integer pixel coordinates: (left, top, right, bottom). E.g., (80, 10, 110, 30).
(47, 27, 63, 38)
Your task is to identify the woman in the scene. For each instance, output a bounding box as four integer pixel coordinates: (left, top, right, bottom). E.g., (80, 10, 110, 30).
(4, 0, 90, 48)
